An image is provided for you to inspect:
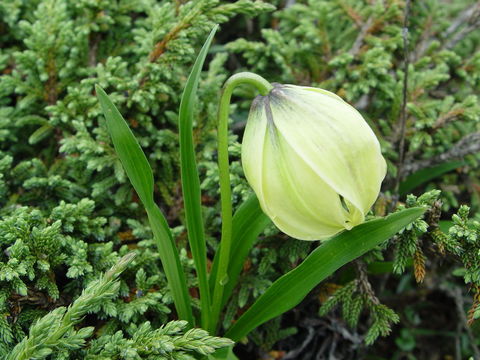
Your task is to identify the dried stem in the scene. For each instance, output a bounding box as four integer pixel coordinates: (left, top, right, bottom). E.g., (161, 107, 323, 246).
(446, 286, 480, 360)
(444, 3, 480, 50)
(402, 132, 480, 176)
(393, 0, 411, 197)
(138, 6, 201, 87)
(349, 17, 374, 56)
(355, 260, 379, 305)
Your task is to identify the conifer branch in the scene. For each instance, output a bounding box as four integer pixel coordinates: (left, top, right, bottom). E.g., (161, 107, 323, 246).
(8, 253, 136, 360)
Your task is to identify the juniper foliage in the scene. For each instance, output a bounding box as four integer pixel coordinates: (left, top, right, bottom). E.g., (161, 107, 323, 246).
(0, 0, 274, 356)
(7, 254, 233, 360)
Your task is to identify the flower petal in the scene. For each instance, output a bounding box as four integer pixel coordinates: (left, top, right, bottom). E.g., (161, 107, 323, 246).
(270, 85, 386, 214)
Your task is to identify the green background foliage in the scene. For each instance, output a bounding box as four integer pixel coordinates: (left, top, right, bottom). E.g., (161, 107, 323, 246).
(1, 0, 480, 358)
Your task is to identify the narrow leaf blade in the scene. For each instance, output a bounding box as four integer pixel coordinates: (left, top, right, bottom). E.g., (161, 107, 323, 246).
(225, 207, 425, 340)
(96, 85, 154, 207)
(178, 25, 219, 329)
(96, 86, 193, 325)
(147, 205, 194, 325)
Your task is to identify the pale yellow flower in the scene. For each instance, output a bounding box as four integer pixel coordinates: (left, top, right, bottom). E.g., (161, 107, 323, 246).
(242, 84, 387, 240)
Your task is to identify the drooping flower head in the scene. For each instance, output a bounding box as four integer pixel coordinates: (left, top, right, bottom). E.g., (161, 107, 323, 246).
(242, 84, 387, 241)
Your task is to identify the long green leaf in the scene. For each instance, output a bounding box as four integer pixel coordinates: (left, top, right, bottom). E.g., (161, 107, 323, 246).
(209, 194, 271, 307)
(178, 25, 218, 329)
(225, 207, 425, 340)
(96, 86, 154, 208)
(399, 160, 464, 196)
(96, 85, 193, 325)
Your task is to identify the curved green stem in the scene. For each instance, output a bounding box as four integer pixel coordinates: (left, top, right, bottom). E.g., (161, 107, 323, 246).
(209, 72, 273, 334)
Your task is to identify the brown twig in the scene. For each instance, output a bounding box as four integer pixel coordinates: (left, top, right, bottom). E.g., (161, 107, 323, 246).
(349, 17, 374, 56)
(432, 108, 465, 131)
(393, 0, 412, 199)
(138, 5, 201, 87)
(445, 3, 480, 38)
(415, 3, 480, 59)
(338, 0, 363, 27)
(446, 286, 480, 360)
(355, 260, 379, 305)
(444, 3, 480, 50)
(148, 23, 190, 63)
(412, 8, 433, 62)
(402, 131, 480, 177)
(400, 107, 466, 173)
(282, 327, 315, 360)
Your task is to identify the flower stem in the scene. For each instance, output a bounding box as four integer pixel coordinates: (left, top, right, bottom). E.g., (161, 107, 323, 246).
(209, 72, 273, 334)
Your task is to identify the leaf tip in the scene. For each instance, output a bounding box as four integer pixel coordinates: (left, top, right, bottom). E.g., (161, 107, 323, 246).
(95, 84, 107, 99)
